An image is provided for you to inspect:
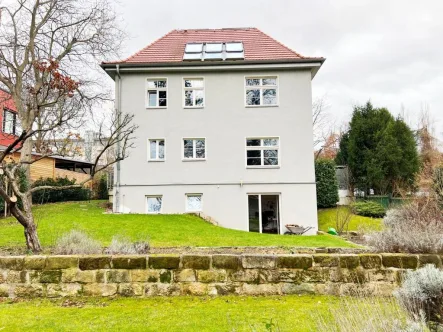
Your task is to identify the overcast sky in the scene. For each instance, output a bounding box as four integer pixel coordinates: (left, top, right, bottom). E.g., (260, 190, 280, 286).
(114, 0, 443, 137)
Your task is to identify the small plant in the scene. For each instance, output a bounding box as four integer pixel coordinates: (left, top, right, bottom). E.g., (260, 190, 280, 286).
(335, 205, 353, 234)
(352, 200, 386, 218)
(395, 265, 443, 329)
(367, 197, 443, 253)
(314, 296, 428, 332)
(105, 236, 150, 255)
(54, 230, 102, 255)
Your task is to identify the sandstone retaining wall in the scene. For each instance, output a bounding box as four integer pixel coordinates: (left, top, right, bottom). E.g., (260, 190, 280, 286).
(0, 254, 441, 298)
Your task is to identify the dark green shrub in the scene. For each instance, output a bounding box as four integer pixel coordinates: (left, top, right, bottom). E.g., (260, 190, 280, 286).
(32, 177, 91, 204)
(352, 200, 386, 218)
(315, 159, 339, 208)
(97, 175, 108, 200)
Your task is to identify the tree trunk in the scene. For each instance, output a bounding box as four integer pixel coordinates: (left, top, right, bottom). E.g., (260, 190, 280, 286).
(24, 222, 42, 253)
(9, 203, 42, 253)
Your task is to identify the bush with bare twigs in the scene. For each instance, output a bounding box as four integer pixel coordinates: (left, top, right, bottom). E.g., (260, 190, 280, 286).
(105, 236, 150, 255)
(54, 230, 102, 255)
(395, 265, 443, 330)
(367, 197, 443, 253)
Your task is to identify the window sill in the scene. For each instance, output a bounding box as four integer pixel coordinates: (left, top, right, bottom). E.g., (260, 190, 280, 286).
(148, 159, 165, 162)
(146, 106, 167, 109)
(182, 158, 206, 162)
(246, 165, 280, 169)
(183, 106, 204, 109)
(245, 104, 279, 108)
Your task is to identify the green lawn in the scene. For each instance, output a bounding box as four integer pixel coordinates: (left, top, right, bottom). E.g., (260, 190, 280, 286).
(318, 207, 383, 233)
(0, 296, 401, 331)
(0, 201, 355, 248)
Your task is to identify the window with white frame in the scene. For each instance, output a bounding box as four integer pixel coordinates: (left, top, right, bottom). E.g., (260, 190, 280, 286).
(149, 139, 165, 161)
(245, 77, 278, 106)
(183, 78, 204, 107)
(147, 196, 162, 213)
(186, 194, 202, 211)
(183, 138, 205, 160)
(246, 138, 279, 167)
(3, 109, 18, 135)
(146, 79, 167, 107)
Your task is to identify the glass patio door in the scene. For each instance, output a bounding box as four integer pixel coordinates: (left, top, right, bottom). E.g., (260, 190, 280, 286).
(248, 194, 280, 234)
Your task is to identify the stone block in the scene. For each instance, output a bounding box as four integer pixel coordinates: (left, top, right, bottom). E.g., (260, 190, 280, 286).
(0, 271, 6, 283)
(181, 255, 211, 270)
(210, 283, 239, 295)
(212, 255, 241, 270)
(181, 283, 208, 296)
(359, 254, 382, 269)
(14, 284, 44, 297)
(0, 257, 24, 270)
(79, 256, 111, 270)
(382, 254, 418, 269)
(313, 255, 339, 267)
(259, 270, 280, 283)
(148, 256, 180, 269)
(330, 267, 367, 283)
(368, 269, 398, 283)
(118, 283, 144, 297)
(62, 270, 95, 284)
(242, 255, 276, 269)
(281, 283, 315, 295)
(145, 283, 181, 296)
(96, 270, 106, 283)
(112, 256, 147, 269)
(339, 255, 360, 269)
(45, 256, 78, 270)
(6, 270, 27, 283)
(131, 269, 160, 282)
(228, 269, 259, 283)
(0, 284, 9, 297)
(197, 270, 227, 283)
(83, 283, 117, 296)
(418, 255, 441, 268)
(276, 255, 312, 270)
(241, 283, 280, 295)
(39, 270, 62, 283)
(106, 270, 130, 283)
(297, 268, 329, 283)
(46, 283, 82, 298)
(175, 269, 196, 282)
(24, 256, 46, 270)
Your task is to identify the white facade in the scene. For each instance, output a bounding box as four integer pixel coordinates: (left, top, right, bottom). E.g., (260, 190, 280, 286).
(111, 65, 320, 235)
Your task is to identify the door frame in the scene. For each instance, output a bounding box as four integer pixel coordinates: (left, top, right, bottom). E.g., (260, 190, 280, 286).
(247, 192, 281, 234)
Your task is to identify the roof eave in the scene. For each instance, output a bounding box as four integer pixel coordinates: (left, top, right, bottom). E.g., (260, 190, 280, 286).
(101, 58, 326, 79)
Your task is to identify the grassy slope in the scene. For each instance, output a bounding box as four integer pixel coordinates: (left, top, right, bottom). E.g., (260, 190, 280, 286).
(0, 296, 400, 331)
(318, 208, 382, 233)
(0, 201, 355, 248)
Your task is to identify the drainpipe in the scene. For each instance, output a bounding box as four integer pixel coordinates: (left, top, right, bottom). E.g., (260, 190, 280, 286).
(115, 64, 122, 213)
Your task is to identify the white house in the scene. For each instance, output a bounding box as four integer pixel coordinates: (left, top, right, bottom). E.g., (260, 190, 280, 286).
(101, 28, 325, 235)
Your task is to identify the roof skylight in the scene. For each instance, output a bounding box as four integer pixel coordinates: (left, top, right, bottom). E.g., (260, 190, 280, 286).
(183, 42, 244, 61)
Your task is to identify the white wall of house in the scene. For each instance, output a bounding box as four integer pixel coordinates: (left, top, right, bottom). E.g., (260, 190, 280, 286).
(114, 68, 318, 234)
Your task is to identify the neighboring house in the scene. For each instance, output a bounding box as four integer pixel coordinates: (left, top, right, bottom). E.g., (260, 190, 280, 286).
(0, 89, 93, 184)
(101, 27, 325, 235)
(0, 89, 21, 146)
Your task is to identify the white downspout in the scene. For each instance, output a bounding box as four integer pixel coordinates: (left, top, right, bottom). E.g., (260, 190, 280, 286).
(115, 64, 122, 213)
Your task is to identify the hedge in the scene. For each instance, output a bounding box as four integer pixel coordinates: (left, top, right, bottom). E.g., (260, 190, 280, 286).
(315, 159, 339, 208)
(352, 201, 386, 218)
(32, 177, 91, 204)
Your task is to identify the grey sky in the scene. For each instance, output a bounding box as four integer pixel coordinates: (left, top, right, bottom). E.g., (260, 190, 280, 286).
(115, 0, 443, 137)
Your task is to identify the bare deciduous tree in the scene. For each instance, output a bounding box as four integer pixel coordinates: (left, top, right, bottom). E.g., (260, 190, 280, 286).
(0, 0, 136, 252)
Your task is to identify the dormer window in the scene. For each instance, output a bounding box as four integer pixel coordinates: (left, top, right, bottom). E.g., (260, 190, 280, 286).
(183, 42, 244, 61)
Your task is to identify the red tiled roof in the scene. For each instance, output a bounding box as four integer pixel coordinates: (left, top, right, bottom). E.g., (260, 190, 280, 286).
(0, 89, 16, 112)
(105, 28, 323, 65)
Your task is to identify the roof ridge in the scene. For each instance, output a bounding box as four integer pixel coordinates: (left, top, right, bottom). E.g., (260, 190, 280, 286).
(254, 28, 306, 59)
(122, 29, 178, 63)
(176, 27, 256, 32)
